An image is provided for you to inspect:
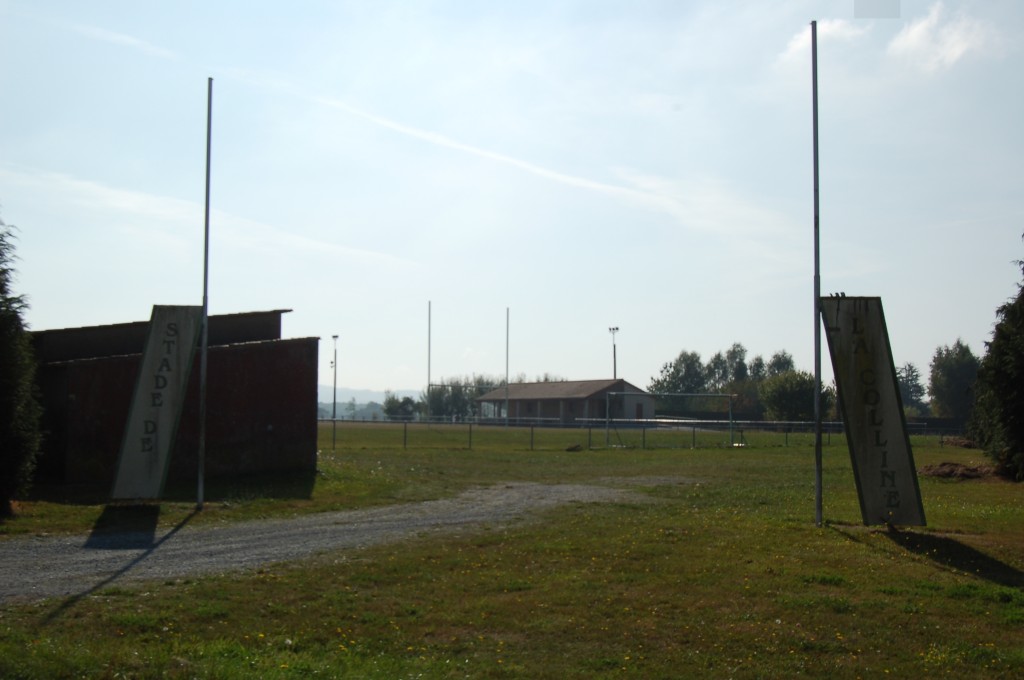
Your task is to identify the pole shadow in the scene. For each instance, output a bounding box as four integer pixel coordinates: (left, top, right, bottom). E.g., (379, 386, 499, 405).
(42, 508, 199, 624)
(883, 527, 1024, 588)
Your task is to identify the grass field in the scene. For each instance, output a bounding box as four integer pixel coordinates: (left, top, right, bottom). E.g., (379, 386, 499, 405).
(1, 423, 1022, 678)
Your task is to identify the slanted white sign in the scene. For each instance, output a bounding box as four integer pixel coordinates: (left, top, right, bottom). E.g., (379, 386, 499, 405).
(821, 296, 926, 526)
(112, 305, 202, 500)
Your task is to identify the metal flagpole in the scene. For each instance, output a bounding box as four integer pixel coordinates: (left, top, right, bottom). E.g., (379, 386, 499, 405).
(811, 21, 824, 528)
(198, 76, 213, 510)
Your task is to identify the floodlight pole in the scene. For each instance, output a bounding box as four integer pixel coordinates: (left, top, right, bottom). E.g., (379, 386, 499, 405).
(609, 326, 619, 379)
(197, 76, 213, 511)
(332, 334, 338, 452)
(812, 21, 824, 528)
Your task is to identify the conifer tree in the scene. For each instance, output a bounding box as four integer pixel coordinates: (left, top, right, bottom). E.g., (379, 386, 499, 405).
(972, 240, 1024, 480)
(0, 215, 42, 515)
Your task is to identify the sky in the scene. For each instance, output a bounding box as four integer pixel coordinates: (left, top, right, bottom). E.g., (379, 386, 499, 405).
(1, 0, 1022, 395)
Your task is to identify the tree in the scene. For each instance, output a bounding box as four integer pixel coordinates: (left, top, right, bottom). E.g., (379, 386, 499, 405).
(649, 350, 706, 395)
(928, 340, 979, 421)
(649, 350, 707, 416)
(725, 343, 748, 383)
(748, 355, 767, 382)
(703, 352, 729, 391)
(896, 362, 928, 416)
(651, 344, 804, 419)
(423, 375, 505, 420)
(970, 243, 1024, 480)
(382, 391, 400, 418)
(766, 350, 795, 377)
(759, 370, 834, 422)
(1, 216, 42, 516)
(422, 384, 447, 419)
(382, 391, 418, 420)
(729, 377, 765, 420)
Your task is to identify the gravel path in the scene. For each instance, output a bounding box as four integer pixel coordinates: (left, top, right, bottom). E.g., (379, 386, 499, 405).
(0, 481, 668, 605)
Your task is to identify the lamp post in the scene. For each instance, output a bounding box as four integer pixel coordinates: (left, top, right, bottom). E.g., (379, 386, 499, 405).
(608, 326, 619, 379)
(332, 334, 338, 452)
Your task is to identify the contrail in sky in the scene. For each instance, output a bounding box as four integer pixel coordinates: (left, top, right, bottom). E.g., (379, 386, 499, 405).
(312, 95, 680, 214)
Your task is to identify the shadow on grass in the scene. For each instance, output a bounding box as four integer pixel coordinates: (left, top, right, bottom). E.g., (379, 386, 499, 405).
(42, 508, 199, 625)
(190, 468, 316, 502)
(884, 528, 1024, 588)
(84, 503, 161, 549)
(24, 469, 316, 507)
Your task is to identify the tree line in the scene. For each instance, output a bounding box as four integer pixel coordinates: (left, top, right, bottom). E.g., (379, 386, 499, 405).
(647, 338, 985, 426)
(644, 235, 1024, 483)
(647, 344, 834, 421)
(382, 373, 566, 421)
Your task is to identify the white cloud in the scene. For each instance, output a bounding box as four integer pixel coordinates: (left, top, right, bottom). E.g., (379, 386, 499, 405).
(312, 95, 654, 204)
(70, 23, 178, 60)
(887, 2, 996, 73)
(210, 209, 417, 271)
(311, 94, 797, 241)
(0, 165, 411, 269)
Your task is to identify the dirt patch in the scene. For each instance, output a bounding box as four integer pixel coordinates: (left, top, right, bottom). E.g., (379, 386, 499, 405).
(920, 462, 996, 479)
(939, 436, 977, 449)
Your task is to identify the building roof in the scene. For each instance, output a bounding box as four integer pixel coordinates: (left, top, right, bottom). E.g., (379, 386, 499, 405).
(476, 379, 649, 402)
(31, 309, 293, 364)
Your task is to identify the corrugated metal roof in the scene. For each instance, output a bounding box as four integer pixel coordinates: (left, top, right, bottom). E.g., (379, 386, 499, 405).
(476, 379, 648, 402)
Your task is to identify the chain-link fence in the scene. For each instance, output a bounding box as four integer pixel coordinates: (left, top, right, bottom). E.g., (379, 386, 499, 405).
(318, 417, 961, 452)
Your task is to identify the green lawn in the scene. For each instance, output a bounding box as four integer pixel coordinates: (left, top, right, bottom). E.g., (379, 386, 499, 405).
(1, 424, 1021, 678)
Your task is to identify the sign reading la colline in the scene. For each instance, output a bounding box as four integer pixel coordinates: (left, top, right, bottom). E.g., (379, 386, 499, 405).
(821, 296, 926, 526)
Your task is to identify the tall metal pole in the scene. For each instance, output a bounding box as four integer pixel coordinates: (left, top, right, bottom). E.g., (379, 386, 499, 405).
(427, 300, 431, 421)
(812, 21, 824, 528)
(505, 307, 509, 426)
(609, 326, 619, 379)
(198, 76, 213, 511)
(332, 334, 338, 451)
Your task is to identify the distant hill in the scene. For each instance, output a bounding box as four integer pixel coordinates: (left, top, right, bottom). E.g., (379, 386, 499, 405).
(317, 385, 419, 404)
(319, 400, 386, 421)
